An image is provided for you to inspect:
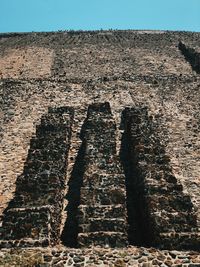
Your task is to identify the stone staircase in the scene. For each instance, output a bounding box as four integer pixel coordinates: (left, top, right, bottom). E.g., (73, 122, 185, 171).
(76, 102, 128, 247)
(0, 102, 199, 251)
(122, 106, 200, 250)
(0, 107, 74, 248)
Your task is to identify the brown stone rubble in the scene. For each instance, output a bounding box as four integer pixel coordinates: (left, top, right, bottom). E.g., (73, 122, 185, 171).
(0, 107, 74, 247)
(76, 102, 128, 247)
(0, 246, 200, 266)
(0, 30, 200, 265)
(121, 107, 199, 250)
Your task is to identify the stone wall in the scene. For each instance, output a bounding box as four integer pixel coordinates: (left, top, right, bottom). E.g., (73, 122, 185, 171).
(1, 102, 199, 252)
(76, 103, 127, 247)
(121, 107, 199, 250)
(59, 102, 128, 248)
(0, 107, 74, 247)
(0, 30, 200, 265)
(179, 41, 200, 73)
(0, 247, 200, 266)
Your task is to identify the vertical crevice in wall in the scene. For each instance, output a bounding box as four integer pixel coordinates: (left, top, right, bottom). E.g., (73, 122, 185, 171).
(120, 108, 154, 247)
(179, 41, 200, 74)
(60, 136, 86, 248)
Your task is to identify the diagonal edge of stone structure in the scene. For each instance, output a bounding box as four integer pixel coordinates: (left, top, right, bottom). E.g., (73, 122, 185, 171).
(65, 102, 128, 248)
(179, 41, 200, 74)
(121, 106, 200, 251)
(0, 107, 74, 248)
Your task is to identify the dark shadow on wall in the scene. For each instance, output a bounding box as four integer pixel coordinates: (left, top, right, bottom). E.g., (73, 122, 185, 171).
(178, 41, 200, 74)
(61, 124, 86, 248)
(119, 111, 154, 247)
(0, 107, 74, 245)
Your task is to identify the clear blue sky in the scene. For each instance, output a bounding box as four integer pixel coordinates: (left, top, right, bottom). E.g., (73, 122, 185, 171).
(0, 0, 200, 33)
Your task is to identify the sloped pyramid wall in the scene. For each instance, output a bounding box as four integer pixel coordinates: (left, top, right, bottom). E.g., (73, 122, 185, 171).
(0, 30, 200, 265)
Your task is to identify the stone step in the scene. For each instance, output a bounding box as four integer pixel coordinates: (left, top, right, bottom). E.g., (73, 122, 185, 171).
(0, 206, 52, 241)
(150, 210, 198, 233)
(80, 187, 126, 205)
(83, 160, 122, 173)
(9, 185, 67, 208)
(147, 193, 194, 213)
(82, 174, 126, 188)
(27, 148, 68, 162)
(0, 238, 50, 249)
(23, 160, 66, 175)
(15, 173, 66, 191)
(30, 136, 69, 150)
(79, 218, 127, 233)
(83, 167, 124, 177)
(78, 204, 126, 220)
(159, 231, 200, 251)
(78, 231, 128, 247)
(36, 126, 69, 137)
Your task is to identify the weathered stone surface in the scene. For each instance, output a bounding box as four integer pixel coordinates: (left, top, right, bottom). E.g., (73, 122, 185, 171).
(179, 41, 200, 73)
(61, 102, 128, 248)
(0, 107, 74, 247)
(121, 107, 199, 250)
(0, 246, 200, 266)
(0, 30, 200, 265)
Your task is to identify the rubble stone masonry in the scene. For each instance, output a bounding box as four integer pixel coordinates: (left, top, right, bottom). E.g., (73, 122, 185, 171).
(121, 107, 199, 250)
(0, 107, 74, 248)
(0, 30, 200, 266)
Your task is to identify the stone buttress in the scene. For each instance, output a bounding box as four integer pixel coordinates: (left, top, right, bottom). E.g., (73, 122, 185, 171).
(77, 102, 128, 247)
(122, 107, 200, 250)
(0, 107, 74, 248)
